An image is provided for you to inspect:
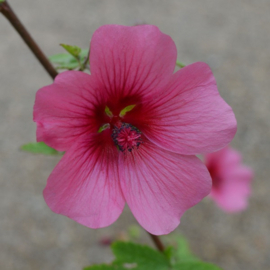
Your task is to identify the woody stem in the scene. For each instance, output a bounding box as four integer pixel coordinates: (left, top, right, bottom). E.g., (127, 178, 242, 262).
(0, 1, 58, 79)
(148, 233, 165, 252)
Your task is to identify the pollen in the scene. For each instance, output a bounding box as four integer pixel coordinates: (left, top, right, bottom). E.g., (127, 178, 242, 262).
(112, 123, 143, 152)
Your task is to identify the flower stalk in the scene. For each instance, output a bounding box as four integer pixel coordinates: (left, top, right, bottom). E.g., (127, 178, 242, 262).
(0, 1, 58, 79)
(148, 233, 165, 252)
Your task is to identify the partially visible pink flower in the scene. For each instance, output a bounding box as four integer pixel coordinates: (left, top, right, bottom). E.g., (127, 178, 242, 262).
(34, 25, 237, 235)
(205, 146, 253, 212)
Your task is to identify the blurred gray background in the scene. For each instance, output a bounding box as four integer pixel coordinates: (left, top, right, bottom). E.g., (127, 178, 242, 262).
(0, 0, 269, 269)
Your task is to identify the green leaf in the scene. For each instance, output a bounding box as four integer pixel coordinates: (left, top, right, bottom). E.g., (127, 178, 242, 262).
(83, 264, 125, 270)
(163, 246, 174, 261)
(112, 241, 169, 270)
(20, 142, 59, 155)
(173, 261, 222, 270)
(127, 225, 141, 239)
(49, 53, 77, 64)
(49, 53, 79, 70)
(0, 0, 6, 3)
(49, 49, 88, 70)
(173, 235, 199, 263)
(80, 49, 89, 59)
(60, 43, 82, 58)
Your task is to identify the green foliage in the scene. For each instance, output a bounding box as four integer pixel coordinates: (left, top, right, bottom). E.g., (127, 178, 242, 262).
(172, 235, 199, 263)
(20, 142, 59, 155)
(0, 0, 6, 4)
(83, 264, 125, 270)
(49, 47, 88, 70)
(163, 246, 174, 261)
(173, 262, 222, 270)
(83, 239, 222, 270)
(60, 44, 82, 58)
(127, 225, 141, 240)
(112, 241, 169, 270)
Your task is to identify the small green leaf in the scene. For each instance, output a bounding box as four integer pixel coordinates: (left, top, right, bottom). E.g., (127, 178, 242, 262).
(80, 49, 89, 59)
(49, 53, 77, 64)
(173, 261, 223, 270)
(60, 43, 82, 58)
(119, 105, 136, 117)
(83, 264, 125, 270)
(49, 49, 88, 70)
(163, 246, 174, 261)
(49, 53, 79, 70)
(56, 62, 81, 70)
(176, 60, 186, 68)
(112, 241, 169, 270)
(127, 225, 141, 239)
(173, 235, 199, 263)
(20, 142, 59, 155)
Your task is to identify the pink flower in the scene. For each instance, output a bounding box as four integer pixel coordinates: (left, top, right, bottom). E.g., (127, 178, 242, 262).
(205, 147, 253, 212)
(34, 25, 237, 235)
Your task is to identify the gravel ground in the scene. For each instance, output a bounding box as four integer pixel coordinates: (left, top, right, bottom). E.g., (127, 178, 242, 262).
(0, 1, 269, 269)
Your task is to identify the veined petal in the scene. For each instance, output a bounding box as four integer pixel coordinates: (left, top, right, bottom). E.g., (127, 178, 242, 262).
(119, 140, 211, 235)
(34, 71, 102, 151)
(90, 24, 177, 100)
(43, 132, 125, 228)
(141, 62, 237, 155)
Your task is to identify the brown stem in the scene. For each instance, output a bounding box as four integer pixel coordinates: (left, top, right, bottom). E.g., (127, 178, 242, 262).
(148, 233, 165, 252)
(0, 1, 58, 79)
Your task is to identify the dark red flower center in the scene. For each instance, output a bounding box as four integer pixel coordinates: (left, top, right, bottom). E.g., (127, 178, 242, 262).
(111, 123, 142, 152)
(98, 104, 143, 152)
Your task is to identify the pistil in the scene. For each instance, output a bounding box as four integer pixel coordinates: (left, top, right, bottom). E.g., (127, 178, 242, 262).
(111, 123, 142, 152)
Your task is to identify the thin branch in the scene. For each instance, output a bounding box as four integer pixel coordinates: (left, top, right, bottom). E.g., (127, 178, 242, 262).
(0, 1, 58, 79)
(148, 232, 165, 252)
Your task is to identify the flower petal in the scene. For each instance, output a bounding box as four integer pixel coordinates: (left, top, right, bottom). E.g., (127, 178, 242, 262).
(34, 71, 101, 151)
(43, 132, 125, 228)
(140, 62, 237, 155)
(90, 25, 177, 99)
(210, 166, 253, 212)
(119, 140, 211, 235)
(205, 146, 242, 171)
(207, 147, 253, 212)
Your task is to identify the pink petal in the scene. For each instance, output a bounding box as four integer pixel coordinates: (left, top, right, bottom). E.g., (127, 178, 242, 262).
(207, 147, 253, 212)
(43, 132, 125, 228)
(34, 71, 101, 151)
(140, 62, 237, 155)
(119, 140, 211, 235)
(90, 25, 177, 100)
(205, 146, 241, 171)
(210, 166, 253, 212)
